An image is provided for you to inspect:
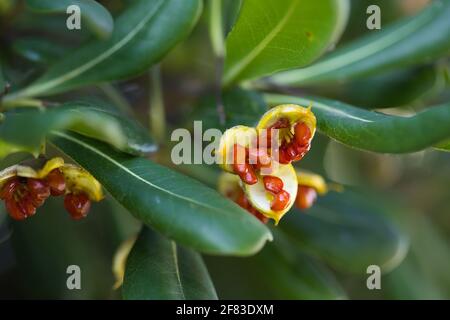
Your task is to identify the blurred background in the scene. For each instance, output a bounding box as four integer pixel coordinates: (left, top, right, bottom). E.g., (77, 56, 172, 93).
(0, 0, 449, 299)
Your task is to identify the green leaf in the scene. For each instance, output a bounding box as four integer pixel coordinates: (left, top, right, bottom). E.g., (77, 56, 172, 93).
(268, 0, 450, 86)
(49, 132, 272, 256)
(265, 93, 450, 153)
(434, 139, 450, 152)
(7, 0, 202, 99)
(123, 227, 217, 300)
(0, 102, 156, 158)
(223, 0, 349, 86)
(280, 191, 409, 274)
(12, 38, 70, 65)
(25, 0, 113, 39)
(319, 65, 446, 109)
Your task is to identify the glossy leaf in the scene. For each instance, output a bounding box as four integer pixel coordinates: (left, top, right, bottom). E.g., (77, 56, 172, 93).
(434, 139, 450, 152)
(123, 227, 217, 300)
(0, 102, 155, 158)
(7, 0, 202, 99)
(222, 0, 349, 86)
(318, 65, 446, 109)
(280, 191, 409, 274)
(265, 93, 450, 153)
(49, 132, 272, 256)
(269, 0, 450, 86)
(13, 38, 69, 65)
(25, 0, 113, 39)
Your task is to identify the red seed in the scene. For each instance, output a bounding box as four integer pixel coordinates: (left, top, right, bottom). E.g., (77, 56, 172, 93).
(27, 179, 50, 198)
(0, 178, 20, 200)
(271, 190, 290, 211)
(64, 193, 91, 220)
(233, 163, 258, 185)
(20, 194, 37, 217)
(295, 186, 317, 210)
(285, 142, 299, 160)
(5, 198, 27, 220)
(263, 176, 284, 194)
(46, 169, 66, 196)
(294, 122, 312, 146)
(278, 146, 291, 164)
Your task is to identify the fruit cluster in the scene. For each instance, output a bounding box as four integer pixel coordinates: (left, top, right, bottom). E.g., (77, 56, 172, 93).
(0, 157, 103, 221)
(217, 104, 320, 224)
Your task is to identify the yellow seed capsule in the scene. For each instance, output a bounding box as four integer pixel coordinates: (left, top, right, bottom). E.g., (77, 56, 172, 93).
(296, 170, 328, 195)
(216, 125, 257, 173)
(256, 104, 316, 137)
(60, 164, 104, 202)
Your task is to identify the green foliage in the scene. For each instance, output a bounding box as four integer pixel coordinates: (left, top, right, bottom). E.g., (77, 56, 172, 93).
(25, 0, 114, 39)
(223, 0, 349, 85)
(0, 103, 155, 157)
(4, 0, 202, 99)
(50, 132, 272, 256)
(0, 0, 449, 300)
(281, 191, 408, 274)
(266, 93, 450, 153)
(123, 227, 217, 300)
(269, 0, 450, 85)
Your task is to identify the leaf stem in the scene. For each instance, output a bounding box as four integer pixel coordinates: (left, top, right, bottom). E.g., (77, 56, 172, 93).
(149, 65, 166, 143)
(208, 0, 225, 58)
(0, 98, 45, 111)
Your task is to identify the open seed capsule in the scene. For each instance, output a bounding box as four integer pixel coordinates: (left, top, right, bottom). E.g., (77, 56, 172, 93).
(256, 104, 316, 165)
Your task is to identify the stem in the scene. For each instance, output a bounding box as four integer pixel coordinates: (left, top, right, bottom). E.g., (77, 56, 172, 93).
(0, 98, 45, 111)
(149, 65, 166, 143)
(208, 0, 225, 58)
(214, 58, 226, 125)
(208, 0, 226, 125)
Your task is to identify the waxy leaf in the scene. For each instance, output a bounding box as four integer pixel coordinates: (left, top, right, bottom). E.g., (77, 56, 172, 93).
(7, 0, 202, 99)
(223, 0, 349, 86)
(280, 191, 409, 274)
(268, 0, 450, 86)
(265, 93, 450, 153)
(50, 132, 272, 256)
(25, 0, 113, 39)
(123, 227, 217, 300)
(0, 102, 155, 158)
(13, 38, 70, 65)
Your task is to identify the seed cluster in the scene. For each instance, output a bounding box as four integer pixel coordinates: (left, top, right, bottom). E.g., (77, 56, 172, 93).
(0, 168, 92, 220)
(269, 121, 312, 164)
(232, 143, 271, 185)
(230, 118, 312, 215)
(263, 175, 290, 211)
